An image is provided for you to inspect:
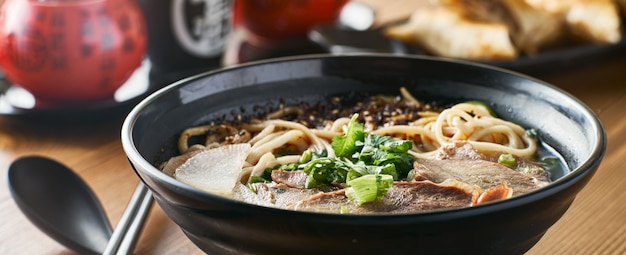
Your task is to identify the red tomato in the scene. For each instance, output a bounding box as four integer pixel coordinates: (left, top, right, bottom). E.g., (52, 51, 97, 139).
(233, 0, 348, 41)
(0, 0, 147, 102)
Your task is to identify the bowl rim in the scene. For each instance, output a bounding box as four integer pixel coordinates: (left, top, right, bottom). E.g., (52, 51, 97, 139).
(121, 53, 606, 221)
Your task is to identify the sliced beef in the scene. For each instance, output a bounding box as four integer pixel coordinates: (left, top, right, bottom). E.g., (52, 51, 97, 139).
(291, 181, 477, 214)
(435, 141, 485, 160)
(290, 189, 350, 213)
(419, 141, 551, 196)
(411, 158, 549, 195)
(235, 182, 321, 208)
(271, 170, 308, 188)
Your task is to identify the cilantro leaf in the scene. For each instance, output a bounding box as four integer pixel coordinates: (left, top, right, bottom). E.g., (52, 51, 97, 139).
(303, 158, 349, 188)
(364, 134, 412, 152)
(357, 134, 414, 177)
(331, 114, 364, 158)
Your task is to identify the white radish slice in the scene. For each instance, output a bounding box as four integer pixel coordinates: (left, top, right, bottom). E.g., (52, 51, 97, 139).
(175, 143, 252, 195)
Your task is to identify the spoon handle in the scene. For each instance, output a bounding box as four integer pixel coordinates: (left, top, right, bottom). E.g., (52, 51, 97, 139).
(102, 183, 153, 255)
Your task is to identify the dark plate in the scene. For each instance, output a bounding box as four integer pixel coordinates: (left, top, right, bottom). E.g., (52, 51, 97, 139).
(0, 59, 156, 118)
(309, 25, 626, 74)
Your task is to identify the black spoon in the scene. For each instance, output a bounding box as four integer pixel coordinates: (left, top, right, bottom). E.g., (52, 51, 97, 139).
(7, 155, 153, 255)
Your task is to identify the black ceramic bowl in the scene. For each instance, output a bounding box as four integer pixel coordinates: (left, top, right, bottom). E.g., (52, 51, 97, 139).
(121, 54, 605, 255)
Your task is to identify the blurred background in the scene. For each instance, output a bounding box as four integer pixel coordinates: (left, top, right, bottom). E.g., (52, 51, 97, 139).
(1, 0, 624, 116)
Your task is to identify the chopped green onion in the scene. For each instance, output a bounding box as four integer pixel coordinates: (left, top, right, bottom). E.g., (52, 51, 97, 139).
(498, 153, 516, 168)
(345, 174, 393, 205)
(249, 175, 269, 183)
(516, 166, 545, 174)
(526, 128, 538, 140)
(523, 156, 558, 174)
(247, 183, 258, 193)
(340, 205, 349, 214)
(278, 163, 299, 171)
(541, 157, 560, 170)
(465, 100, 497, 117)
(299, 150, 312, 163)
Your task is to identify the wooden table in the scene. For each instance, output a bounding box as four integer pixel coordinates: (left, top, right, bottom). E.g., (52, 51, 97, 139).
(1, 1, 626, 254)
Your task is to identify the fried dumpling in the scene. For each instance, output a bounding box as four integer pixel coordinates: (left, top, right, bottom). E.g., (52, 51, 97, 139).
(384, 5, 518, 61)
(565, 0, 622, 44)
(516, 0, 622, 44)
(445, 0, 567, 55)
(524, 0, 576, 14)
(383, 0, 623, 60)
(501, 0, 566, 55)
(441, 0, 515, 26)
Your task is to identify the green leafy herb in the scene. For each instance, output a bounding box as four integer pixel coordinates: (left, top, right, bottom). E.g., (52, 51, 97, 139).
(278, 150, 328, 172)
(343, 160, 398, 181)
(331, 114, 364, 158)
(303, 158, 349, 188)
(364, 134, 413, 152)
(357, 133, 414, 177)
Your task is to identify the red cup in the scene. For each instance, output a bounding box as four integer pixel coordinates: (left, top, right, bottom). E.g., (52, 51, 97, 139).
(0, 0, 147, 103)
(233, 0, 348, 44)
